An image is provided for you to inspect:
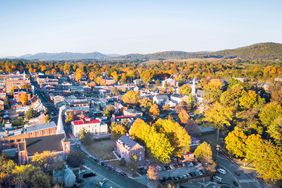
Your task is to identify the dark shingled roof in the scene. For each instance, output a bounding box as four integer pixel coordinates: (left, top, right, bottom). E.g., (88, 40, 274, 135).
(25, 134, 65, 156)
(118, 135, 138, 149)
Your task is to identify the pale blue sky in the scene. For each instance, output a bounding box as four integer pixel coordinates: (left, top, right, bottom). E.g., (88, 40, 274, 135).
(0, 0, 281, 57)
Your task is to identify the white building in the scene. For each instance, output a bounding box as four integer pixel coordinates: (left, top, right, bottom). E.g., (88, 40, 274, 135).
(153, 94, 169, 106)
(71, 117, 108, 137)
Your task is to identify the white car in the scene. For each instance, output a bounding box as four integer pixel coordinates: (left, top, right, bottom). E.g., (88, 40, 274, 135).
(217, 168, 227, 175)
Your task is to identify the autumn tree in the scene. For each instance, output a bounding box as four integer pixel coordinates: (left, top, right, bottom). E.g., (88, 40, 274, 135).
(147, 164, 160, 181)
(194, 142, 213, 164)
(149, 104, 160, 117)
(153, 119, 191, 156)
(0, 156, 16, 186)
(267, 116, 282, 144)
(19, 92, 28, 105)
(239, 90, 264, 110)
(31, 151, 55, 172)
(139, 98, 153, 109)
(111, 71, 119, 82)
(203, 79, 224, 105)
(130, 119, 173, 163)
(74, 68, 83, 81)
(178, 109, 190, 124)
(88, 71, 96, 81)
(225, 127, 247, 158)
(65, 111, 74, 124)
(121, 91, 140, 105)
(220, 84, 243, 110)
(179, 84, 191, 96)
(111, 123, 126, 139)
(259, 102, 282, 127)
(204, 102, 233, 129)
(140, 70, 154, 84)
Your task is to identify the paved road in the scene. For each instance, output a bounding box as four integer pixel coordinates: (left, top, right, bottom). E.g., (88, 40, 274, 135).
(217, 155, 262, 188)
(72, 145, 147, 188)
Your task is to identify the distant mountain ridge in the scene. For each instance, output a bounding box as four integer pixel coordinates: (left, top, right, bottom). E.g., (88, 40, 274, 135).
(19, 52, 107, 61)
(11, 42, 282, 61)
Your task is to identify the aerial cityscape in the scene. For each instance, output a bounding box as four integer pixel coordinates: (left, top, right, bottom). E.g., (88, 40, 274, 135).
(0, 1, 281, 188)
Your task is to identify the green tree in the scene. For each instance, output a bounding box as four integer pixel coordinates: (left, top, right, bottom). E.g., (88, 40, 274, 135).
(30, 171, 51, 188)
(67, 151, 84, 168)
(78, 129, 93, 145)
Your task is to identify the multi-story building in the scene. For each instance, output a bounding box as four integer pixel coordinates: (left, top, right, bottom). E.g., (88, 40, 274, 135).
(116, 135, 145, 162)
(71, 117, 108, 137)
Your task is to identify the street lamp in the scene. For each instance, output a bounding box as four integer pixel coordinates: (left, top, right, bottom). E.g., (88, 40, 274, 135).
(216, 145, 220, 161)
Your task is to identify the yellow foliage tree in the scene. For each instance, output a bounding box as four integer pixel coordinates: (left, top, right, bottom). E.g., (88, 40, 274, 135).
(194, 142, 213, 164)
(149, 104, 160, 117)
(19, 92, 28, 105)
(121, 91, 140, 105)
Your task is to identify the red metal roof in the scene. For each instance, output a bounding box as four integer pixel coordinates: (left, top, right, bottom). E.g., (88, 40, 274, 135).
(114, 115, 135, 119)
(72, 118, 100, 125)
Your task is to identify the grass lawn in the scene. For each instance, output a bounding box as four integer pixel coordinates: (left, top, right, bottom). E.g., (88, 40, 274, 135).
(108, 160, 140, 177)
(85, 139, 116, 160)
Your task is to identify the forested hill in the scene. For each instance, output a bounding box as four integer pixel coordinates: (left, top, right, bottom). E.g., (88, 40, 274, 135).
(210, 42, 282, 60)
(7, 42, 282, 61)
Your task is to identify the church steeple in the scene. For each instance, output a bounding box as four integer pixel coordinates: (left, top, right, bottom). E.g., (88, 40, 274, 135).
(57, 105, 66, 134)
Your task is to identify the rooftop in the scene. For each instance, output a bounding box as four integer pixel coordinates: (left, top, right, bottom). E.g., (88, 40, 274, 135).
(117, 135, 140, 150)
(26, 121, 56, 133)
(72, 117, 100, 125)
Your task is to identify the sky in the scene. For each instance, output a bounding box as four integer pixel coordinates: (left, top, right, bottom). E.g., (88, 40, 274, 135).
(0, 0, 282, 57)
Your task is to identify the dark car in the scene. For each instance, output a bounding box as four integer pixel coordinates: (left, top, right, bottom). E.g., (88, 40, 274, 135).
(233, 181, 239, 186)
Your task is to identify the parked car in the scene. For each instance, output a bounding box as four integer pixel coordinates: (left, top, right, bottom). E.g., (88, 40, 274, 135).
(213, 176, 223, 182)
(217, 168, 227, 175)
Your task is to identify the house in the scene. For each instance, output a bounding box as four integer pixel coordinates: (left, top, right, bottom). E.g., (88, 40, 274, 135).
(112, 115, 135, 124)
(71, 117, 108, 137)
(170, 94, 185, 104)
(116, 135, 145, 162)
(36, 75, 58, 88)
(123, 108, 143, 117)
(153, 94, 169, 106)
(18, 133, 70, 164)
(162, 78, 178, 88)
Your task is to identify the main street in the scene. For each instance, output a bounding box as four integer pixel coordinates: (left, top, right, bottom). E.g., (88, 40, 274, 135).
(217, 155, 262, 188)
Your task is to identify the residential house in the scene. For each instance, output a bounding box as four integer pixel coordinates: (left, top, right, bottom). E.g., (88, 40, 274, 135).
(153, 94, 169, 106)
(123, 108, 143, 117)
(116, 135, 145, 162)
